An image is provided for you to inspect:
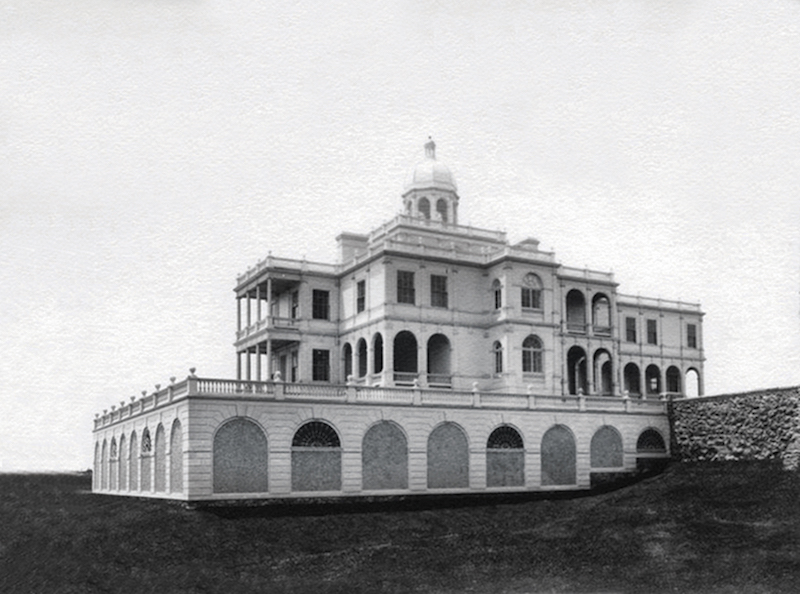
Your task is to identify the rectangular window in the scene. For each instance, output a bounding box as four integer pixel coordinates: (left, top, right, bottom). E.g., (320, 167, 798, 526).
(687, 324, 697, 349)
(521, 287, 542, 309)
(312, 289, 329, 320)
(312, 349, 330, 381)
(356, 280, 366, 313)
(430, 274, 448, 308)
(647, 319, 658, 345)
(625, 317, 637, 343)
(397, 270, 415, 304)
(291, 291, 299, 319)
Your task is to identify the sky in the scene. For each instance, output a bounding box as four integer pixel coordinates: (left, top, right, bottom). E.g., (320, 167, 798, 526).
(1, 0, 799, 471)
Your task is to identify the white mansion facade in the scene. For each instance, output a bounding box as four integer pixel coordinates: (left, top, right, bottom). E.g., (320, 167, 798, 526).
(93, 140, 704, 501)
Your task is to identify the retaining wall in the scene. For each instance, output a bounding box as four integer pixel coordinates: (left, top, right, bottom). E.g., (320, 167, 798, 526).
(669, 386, 800, 469)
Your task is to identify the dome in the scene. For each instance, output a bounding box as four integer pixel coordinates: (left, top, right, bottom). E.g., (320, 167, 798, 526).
(403, 139, 457, 193)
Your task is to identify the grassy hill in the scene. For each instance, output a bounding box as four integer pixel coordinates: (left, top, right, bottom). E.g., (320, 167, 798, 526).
(1, 462, 797, 593)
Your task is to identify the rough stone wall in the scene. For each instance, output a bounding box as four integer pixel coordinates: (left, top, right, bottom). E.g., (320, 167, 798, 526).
(669, 387, 800, 469)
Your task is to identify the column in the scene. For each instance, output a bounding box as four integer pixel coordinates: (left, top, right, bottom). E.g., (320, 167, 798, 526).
(246, 292, 251, 329)
(266, 277, 273, 325)
(256, 343, 262, 381)
(236, 351, 242, 381)
(266, 339, 273, 380)
(256, 284, 262, 323)
(236, 297, 241, 332)
(246, 348, 251, 381)
(383, 334, 394, 385)
(418, 338, 427, 387)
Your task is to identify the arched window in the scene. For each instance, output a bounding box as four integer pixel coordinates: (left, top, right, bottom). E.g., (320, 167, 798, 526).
(487, 426, 524, 487)
(292, 420, 341, 492)
(427, 333, 451, 386)
(592, 293, 611, 335)
(170, 419, 182, 494)
(118, 434, 127, 491)
(541, 425, 576, 486)
(101, 440, 108, 490)
(646, 364, 661, 395)
(154, 424, 167, 493)
(109, 438, 117, 490)
(393, 331, 418, 385)
(566, 289, 586, 332)
(129, 432, 138, 491)
(637, 429, 666, 453)
(362, 421, 408, 490)
(436, 198, 448, 223)
(141, 428, 152, 492)
(567, 346, 588, 395)
(427, 423, 469, 489)
(521, 273, 543, 310)
(590, 425, 623, 468)
(493, 341, 503, 374)
(418, 197, 431, 219)
(213, 417, 269, 494)
(357, 338, 368, 378)
(594, 349, 613, 395)
(342, 343, 352, 381)
(522, 335, 543, 373)
(492, 279, 502, 310)
(686, 368, 701, 398)
(624, 363, 641, 396)
(666, 366, 681, 394)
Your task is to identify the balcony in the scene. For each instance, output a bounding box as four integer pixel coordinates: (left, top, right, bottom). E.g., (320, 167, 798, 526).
(236, 316, 300, 340)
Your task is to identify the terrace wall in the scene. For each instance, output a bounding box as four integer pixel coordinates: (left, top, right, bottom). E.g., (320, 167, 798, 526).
(669, 387, 800, 470)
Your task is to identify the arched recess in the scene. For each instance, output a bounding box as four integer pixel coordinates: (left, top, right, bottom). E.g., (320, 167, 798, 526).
(357, 338, 368, 378)
(342, 343, 353, 381)
(637, 429, 667, 454)
(567, 346, 588, 395)
(624, 363, 641, 396)
(521, 273, 543, 310)
(522, 335, 543, 374)
(154, 424, 167, 492)
(393, 330, 418, 385)
(593, 349, 613, 395)
(101, 440, 108, 490)
(170, 419, 183, 494)
(362, 421, 408, 490)
(427, 333, 451, 386)
(566, 289, 586, 332)
(436, 198, 448, 223)
(590, 425, 623, 468)
(592, 293, 611, 334)
(666, 366, 682, 394)
(645, 364, 661, 395)
(418, 197, 431, 219)
(109, 438, 117, 490)
(292, 420, 341, 492)
(129, 432, 138, 491)
(213, 417, 269, 494)
(486, 425, 524, 487)
(93, 442, 100, 491)
(541, 425, 576, 486)
(140, 428, 152, 491)
(686, 368, 701, 398)
(373, 333, 384, 374)
(118, 434, 127, 491)
(427, 422, 469, 489)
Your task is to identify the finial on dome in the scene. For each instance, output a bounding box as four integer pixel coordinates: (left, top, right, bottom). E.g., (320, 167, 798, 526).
(424, 136, 436, 160)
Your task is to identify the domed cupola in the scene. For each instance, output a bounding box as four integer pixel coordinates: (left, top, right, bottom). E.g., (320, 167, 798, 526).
(402, 138, 459, 224)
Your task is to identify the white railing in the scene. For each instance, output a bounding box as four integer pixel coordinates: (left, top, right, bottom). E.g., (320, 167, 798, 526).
(617, 293, 702, 313)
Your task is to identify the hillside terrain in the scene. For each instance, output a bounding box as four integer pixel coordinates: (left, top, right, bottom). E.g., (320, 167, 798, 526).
(0, 462, 797, 593)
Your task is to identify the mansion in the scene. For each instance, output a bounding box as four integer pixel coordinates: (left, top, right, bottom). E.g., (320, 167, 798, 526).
(93, 140, 704, 501)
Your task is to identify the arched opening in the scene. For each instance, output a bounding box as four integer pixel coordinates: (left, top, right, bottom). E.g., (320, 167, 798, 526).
(492, 340, 503, 374)
(393, 331, 418, 385)
(427, 333, 451, 386)
(593, 349, 613, 395)
(567, 346, 588, 395)
(436, 198, 448, 223)
(170, 419, 182, 493)
(342, 343, 352, 381)
(418, 197, 431, 219)
(362, 421, 408, 490)
(129, 432, 138, 491)
(541, 425, 576, 486)
(101, 440, 108, 490)
(140, 428, 152, 491)
(292, 420, 341, 492)
(645, 364, 661, 396)
(592, 293, 611, 335)
(373, 333, 384, 374)
(492, 279, 502, 310)
(118, 434, 127, 491)
(109, 438, 117, 490)
(486, 426, 524, 487)
(522, 335, 544, 374)
(154, 424, 166, 492)
(666, 366, 681, 394)
(566, 289, 586, 333)
(213, 417, 269, 494)
(686, 368, 701, 398)
(624, 363, 641, 396)
(357, 338, 368, 378)
(93, 442, 100, 491)
(427, 423, 469, 489)
(637, 429, 667, 453)
(590, 425, 623, 468)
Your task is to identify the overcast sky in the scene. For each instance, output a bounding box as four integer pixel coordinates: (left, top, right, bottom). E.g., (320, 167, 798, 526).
(2, 0, 799, 471)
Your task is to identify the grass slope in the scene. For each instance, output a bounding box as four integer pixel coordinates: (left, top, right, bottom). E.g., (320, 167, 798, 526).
(0, 462, 798, 593)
